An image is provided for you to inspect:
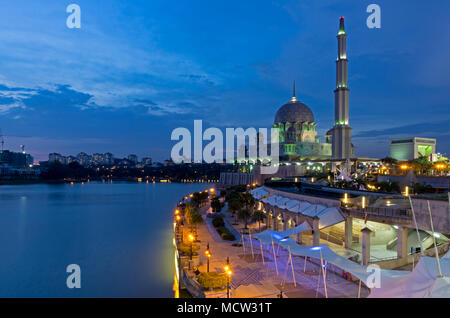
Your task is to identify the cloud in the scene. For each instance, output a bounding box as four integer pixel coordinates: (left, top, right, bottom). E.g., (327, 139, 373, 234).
(354, 120, 450, 139)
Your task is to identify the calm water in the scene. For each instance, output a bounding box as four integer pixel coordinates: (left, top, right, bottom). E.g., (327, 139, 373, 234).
(0, 182, 210, 297)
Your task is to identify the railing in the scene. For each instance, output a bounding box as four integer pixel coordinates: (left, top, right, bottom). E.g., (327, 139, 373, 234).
(180, 268, 205, 298)
(342, 205, 411, 219)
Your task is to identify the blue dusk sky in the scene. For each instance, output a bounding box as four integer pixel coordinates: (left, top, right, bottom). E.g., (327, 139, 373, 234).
(0, 0, 449, 162)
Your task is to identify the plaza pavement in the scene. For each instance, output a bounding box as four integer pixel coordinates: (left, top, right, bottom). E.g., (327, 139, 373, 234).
(191, 204, 369, 298)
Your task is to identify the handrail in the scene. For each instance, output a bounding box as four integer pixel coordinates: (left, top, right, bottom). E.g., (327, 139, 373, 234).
(342, 206, 411, 219)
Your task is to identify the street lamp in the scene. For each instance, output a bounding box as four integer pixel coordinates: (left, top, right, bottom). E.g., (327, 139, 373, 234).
(224, 257, 232, 298)
(188, 233, 194, 269)
(204, 243, 211, 273)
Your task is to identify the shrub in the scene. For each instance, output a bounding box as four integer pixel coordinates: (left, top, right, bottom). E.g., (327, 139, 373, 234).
(178, 242, 200, 256)
(221, 231, 236, 241)
(198, 272, 228, 289)
(216, 226, 235, 241)
(212, 217, 225, 228)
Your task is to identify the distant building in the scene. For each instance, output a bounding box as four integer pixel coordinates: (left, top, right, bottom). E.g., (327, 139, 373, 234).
(142, 157, 152, 165)
(0, 150, 33, 168)
(164, 159, 174, 167)
(128, 154, 138, 165)
(92, 153, 104, 165)
(49, 153, 63, 163)
(390, 137, 437, 161)
(104, 152, 115, 165)
(77, 152, 90, 166)
(66, 156, 77, 164)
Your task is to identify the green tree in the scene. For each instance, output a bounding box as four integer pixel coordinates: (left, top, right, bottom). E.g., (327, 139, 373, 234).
(412, 156, 432, 175)
(184, 203, 204, 235)
(252, 210, 266, 232)
(237, 208, 252, 229)
(241, 192, 255, 213)
(228, 195, 244, 224)
(211, 197, 222, 213)
(381, 157, 398, 166)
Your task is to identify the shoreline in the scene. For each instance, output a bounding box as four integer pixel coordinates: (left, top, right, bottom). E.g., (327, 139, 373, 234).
(0, 179, 215, 186)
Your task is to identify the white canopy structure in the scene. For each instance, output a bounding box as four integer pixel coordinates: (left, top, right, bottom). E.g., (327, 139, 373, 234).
(252, 188, 345, 229)
(251, 187, 269, 200)
(369, 251, 450, 298)
(278, 239, 408, 284)
(252, 222, 312, 244)
(252, 227, 409, 289)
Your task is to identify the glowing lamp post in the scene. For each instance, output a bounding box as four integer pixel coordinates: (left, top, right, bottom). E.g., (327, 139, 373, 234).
(224, 257, 232, 298)
(188, 234, 194, 269)
(204, 243, 211, 272)
(343, 193, 348, 205)
(400, 164, 409, 171)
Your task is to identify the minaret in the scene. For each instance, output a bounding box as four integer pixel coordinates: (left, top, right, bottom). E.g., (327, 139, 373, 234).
(332, 17, 352, 159)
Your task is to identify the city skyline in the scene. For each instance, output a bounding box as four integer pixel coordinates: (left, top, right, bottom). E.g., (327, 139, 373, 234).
(0, 1, 449, 162)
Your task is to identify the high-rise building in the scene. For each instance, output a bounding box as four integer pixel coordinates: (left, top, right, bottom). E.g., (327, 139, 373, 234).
(66, 156, 77, 164)
(142, 157, 152, 165)
(77, 152, 90, 166)
(331, 17, 353, 160)
(390, 137, 437, 161)
(128, 154, 138, 165)
(104, 152, 115, 165)
(92, 153, 104, 165)
(0, 150, 33, 168)
(49, 153, 63, 163)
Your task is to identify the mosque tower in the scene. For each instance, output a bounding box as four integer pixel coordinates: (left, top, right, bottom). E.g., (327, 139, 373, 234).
(332, 17, 352, 159)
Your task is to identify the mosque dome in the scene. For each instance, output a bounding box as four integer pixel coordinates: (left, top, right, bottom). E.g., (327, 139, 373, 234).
(274, 81, 314, 124)
(274, 99, 314, 124)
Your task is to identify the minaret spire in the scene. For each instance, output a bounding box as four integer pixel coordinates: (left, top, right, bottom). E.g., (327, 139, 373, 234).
(339, 16, 345, 34)
(291, 80, 297, 101)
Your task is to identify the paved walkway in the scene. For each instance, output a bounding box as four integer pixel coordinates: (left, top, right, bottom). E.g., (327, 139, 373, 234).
(188, 204, 369, 298)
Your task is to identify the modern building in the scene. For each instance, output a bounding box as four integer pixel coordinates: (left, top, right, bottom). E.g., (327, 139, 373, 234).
(390, 137, 436, 161)
(0, 150, 33, 168)
(142, 157, 153, 165)
(128, 154, 138, 165)
(77, 152, 90, 166)
(104, 152, 115, 165)
(49, 153, 63, 163)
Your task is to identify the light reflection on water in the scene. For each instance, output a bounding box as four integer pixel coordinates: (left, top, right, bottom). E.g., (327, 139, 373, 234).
(0, 182, 210, 297)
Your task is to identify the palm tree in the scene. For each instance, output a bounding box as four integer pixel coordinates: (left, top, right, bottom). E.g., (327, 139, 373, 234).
(381, 157, 398, 166)
(241, 192, 255, 213)
(412, 156, 433, 175)
(252, 210, 266, 232)
(228, 196, 243, 225)
(237, 207, 252, 229)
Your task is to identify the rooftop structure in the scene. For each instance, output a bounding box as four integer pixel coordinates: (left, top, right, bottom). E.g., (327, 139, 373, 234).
(390, 137, 437, 161)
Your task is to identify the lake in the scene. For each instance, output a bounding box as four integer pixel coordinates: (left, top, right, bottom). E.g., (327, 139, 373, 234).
(0, 182, 211, 297)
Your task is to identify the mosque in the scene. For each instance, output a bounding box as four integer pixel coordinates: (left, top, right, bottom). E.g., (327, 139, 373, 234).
(273, 17, 354, 164)
(273, 83, 332, 161)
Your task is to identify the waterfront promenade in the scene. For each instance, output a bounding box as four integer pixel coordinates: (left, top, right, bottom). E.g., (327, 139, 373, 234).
(190, 203, 369, 298)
